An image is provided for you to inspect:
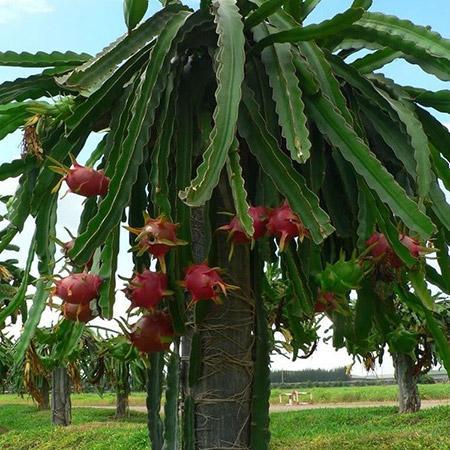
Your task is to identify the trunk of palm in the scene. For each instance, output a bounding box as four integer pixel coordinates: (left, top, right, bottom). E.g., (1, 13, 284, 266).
(181, 200, 254, 448)
(51, 366, 72, 426)
(116, 391, 130, 418)
(393, 353, 421, 413)
(38, 377, 50, 410)
(115, 362, 130, 418)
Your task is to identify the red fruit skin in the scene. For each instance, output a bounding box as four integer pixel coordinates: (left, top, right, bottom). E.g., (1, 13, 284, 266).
(129, 312, 174, 353)
(267, 202, 307, 249)
(400, 235, 421, 257)
(140, 218, 179, 258)
(366, 232, 390, 258)
(62, 302, 95, 323)
(314, 291, 337, 314)
(65, 163, 110, 197)
(125, 270, 168, 309)
(221, 216, 250, 245)
(54, 273, 102, 305)
(251, 206, 270, 240)
(219, 206, 269, 244)
(184, 263, 226, 302)
(366, 232, 424, 268)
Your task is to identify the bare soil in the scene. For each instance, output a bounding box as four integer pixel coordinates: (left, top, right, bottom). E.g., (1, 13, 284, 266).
(269, 398, 449, 412)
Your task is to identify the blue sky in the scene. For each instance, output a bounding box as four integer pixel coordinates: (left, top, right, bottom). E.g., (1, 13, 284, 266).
(0, 0, 449, 55)
(0, 0, 448, 164)
(0, 0, 448, 123)
(0, 0, 449, 374)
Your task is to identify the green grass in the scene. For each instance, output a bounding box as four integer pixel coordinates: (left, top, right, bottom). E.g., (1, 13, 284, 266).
(0, 405, 148, 450)
(0, 404, 448, 449)
(270, 406, 450, 449)
(1, 383, 448, 408)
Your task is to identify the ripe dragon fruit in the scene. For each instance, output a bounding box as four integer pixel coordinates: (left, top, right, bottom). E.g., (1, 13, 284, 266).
(124, 270, 171, 310)
(129, 312, 174, 353)
(64, 162, 109, 197)
(218, 206, 270, 245)
(50, 156, 109, 198)
(182, 263, 237, 303)
(53, 273, 102, 305)
(267, 201, 308, 251)
(62, 302, 95, 323)
(126, 214, 187, 273)
(366, 232, 432, 269)
(399, 234, 424, 258)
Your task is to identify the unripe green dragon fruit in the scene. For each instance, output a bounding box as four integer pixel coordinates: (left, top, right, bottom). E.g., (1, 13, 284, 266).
(316, 255, 365, 296)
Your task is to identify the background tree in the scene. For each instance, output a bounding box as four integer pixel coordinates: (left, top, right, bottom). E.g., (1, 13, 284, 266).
(0, 0, 449, 448)
(270, 368, 350, 384)
(326, 280, 450, 413)
(388, 299, 447, 413)
(95, 334, 147, 418)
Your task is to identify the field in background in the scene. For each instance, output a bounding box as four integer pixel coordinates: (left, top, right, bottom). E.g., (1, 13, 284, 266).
(0, 404, 448, 449)
(270, 383, 449, 405)
(0, 383, 448, 407)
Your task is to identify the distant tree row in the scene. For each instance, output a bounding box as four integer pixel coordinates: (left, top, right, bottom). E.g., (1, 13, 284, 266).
(270, 367, 350, 383)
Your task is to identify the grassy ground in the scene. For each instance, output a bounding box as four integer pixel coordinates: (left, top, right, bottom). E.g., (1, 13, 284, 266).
(0, 405, 148, 450)
(1, 383, 448, 407)
(270, 406, 450, 450)
(0, 404, 448, 449)
(271, 383, 450, 404)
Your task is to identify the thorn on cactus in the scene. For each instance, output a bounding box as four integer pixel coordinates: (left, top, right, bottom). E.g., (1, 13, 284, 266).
(125, 213, 187, 273)
(182, 263, 238, 304)
(267, 201, 308, 252)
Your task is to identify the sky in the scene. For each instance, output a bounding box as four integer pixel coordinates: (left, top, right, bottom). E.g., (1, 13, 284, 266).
(0, 0, 449, 376)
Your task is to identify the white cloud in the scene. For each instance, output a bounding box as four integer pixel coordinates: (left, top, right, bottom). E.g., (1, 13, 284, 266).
(0, 0, 54, 23)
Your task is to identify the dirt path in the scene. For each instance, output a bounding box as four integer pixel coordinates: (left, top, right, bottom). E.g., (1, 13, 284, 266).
(75, 399, 448, 413)
(269, 398, 448, 412)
